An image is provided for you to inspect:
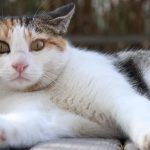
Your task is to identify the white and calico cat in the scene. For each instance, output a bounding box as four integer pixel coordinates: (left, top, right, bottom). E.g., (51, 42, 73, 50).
(0, 2, 150, 150)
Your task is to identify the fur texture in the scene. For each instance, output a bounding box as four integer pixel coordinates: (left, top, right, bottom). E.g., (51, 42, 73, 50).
(0, 3, 150, 150)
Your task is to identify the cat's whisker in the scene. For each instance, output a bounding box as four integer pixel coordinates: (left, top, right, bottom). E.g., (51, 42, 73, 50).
(33, 0, 48, 18)
(40, 10, 48, 16)
(1, 7, 3, 18)
(41, 74, 61, 87)
(42, 74, 67, 94)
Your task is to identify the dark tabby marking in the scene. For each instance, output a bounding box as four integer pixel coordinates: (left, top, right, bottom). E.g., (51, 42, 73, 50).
(115, 56, 150, 98)
(24, 17, 33, 27)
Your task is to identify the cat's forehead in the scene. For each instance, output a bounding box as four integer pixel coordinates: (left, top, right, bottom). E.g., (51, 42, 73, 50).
(0, 16, 65, 39)
(0, 16, 33, 28)
(0, 16, 54, 41)
(0, 15, 54, 36)
(0, 17, 31, 41)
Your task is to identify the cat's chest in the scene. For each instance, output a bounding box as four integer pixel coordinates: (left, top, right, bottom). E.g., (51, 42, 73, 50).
(0, 90, 50, 113)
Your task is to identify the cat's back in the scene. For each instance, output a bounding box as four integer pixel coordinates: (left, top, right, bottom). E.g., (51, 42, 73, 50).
(115, 50, 150, 98)
(116, 50, 150, 66)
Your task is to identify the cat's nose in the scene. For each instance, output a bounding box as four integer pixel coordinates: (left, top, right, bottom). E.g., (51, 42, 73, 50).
(12, 63, 29, 73)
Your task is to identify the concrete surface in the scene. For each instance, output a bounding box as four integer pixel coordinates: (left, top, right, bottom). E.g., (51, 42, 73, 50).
(1, 139, 139, 150)
(31, 138, 122, 150)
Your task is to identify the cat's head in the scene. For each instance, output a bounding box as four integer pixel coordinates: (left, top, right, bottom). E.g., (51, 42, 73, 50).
(0, 3, 75, 91)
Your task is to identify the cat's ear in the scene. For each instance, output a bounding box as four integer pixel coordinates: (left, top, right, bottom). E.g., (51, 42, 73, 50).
(48, 2, 75, 34)
(33, 3, 75, 35)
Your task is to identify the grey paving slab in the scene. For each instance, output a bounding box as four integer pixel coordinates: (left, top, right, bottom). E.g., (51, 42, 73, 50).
(124, 141, 138, 150)
(31, 138, 123, 150)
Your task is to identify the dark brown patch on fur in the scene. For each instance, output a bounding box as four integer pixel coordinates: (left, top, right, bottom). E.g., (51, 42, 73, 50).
(25, 82, 43, 92)
(24, 16, 33, 27)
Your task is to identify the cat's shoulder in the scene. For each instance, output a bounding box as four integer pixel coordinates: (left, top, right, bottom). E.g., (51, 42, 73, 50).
(116, 49, 150, 62)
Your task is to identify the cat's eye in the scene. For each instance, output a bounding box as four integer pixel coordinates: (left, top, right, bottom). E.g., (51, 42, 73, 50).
(31, 39, 45, 51)
(0, 41, 10, 54)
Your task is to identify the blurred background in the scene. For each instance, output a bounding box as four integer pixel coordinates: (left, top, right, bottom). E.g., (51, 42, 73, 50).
(0, 0, 150, 52)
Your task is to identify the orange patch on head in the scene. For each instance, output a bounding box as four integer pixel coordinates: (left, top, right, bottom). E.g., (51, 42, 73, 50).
(0, 24, 9, 39)
(4, 19, 13, 28)
(0, 19, 17, 40)
(46, 37, 67, 51)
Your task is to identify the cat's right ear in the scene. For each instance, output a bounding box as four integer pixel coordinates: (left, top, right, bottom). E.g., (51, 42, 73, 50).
(33, 3, 75, 35)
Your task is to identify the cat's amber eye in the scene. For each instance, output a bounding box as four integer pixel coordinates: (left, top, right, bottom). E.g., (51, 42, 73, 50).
(0, 41, 10, 54)
(31, 39, 45, 51)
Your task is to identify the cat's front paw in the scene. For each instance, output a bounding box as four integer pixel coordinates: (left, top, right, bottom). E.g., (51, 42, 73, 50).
(132, 123, 150, 150)
(136, 132, 150, 150)
(0, 119, 16, 148)
(0, 130, 6, 145)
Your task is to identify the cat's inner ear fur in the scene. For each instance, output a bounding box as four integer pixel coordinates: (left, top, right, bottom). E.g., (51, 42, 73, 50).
(33, 3, 75, 35)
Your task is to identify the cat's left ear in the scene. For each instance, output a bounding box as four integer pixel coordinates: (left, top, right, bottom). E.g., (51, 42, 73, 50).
(33, 3, 75, 35)
(49, 2, 75, 33)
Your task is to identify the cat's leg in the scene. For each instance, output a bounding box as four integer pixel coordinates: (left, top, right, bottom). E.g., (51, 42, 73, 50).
(111, 94, 150, 150)
(99, 71, 150, 150)
(0, 110, 82, 148)
(0, 109, 119, 148)
(0, 111, 56, 148)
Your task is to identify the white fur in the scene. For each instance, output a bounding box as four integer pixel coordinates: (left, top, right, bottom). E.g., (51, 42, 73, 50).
(0, 26, 121, 148)
(0, 25, 150, 150)
(48, 44, 150, 150)
(0, 90, 107, 147)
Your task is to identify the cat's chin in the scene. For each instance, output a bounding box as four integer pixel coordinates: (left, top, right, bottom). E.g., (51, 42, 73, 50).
(6, 78, 38, 91)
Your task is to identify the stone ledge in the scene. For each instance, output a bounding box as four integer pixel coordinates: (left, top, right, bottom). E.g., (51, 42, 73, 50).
(124, 141, 138, 150)
(1, 139, 139, 150)
(31, 138, 122, 150)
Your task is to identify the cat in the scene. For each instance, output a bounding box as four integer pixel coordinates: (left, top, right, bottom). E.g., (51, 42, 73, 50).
(0, 2, 150, 150)
(0, 3, 122, 148)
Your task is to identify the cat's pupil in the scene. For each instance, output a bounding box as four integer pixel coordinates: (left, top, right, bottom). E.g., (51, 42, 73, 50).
(0, 41, 10, 54)
(37, 42, 42, 49)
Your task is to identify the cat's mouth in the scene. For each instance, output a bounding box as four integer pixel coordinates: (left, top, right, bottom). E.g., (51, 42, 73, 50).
(11, 76, 30, 82)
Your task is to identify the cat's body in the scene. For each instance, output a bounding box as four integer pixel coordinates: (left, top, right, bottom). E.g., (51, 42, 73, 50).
(0, 3, 150, 150)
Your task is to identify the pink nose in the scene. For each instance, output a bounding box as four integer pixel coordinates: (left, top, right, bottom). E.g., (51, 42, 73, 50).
(12, 63, 28, 73)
